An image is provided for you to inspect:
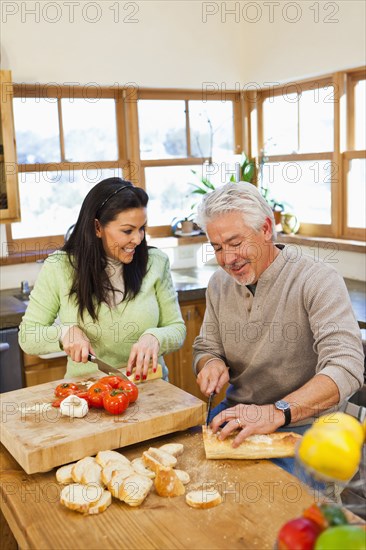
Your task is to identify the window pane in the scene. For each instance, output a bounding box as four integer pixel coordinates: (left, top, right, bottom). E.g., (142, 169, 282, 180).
(355, 80, 366, 150)
(12, 168, 122, 239)
(299, 87, 334, 153)
(261, 161, 331, 224)
(61, 99, 118, 161)
(138, 100, 186, 159)
(145, 165, 200, 226)
(347, 159, 365, 228)
(189, 100, 233, 158)
(263, 94, 298, 155)
(13, 98, 60, 163)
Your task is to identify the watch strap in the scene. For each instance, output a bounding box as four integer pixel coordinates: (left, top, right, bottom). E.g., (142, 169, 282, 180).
(283, 406, 291, 427)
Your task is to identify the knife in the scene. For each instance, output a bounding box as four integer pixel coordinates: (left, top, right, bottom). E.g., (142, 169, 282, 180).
(206, 392, 215, 426)
(87, 353, 162, 382)
(88, 353, 130, 381)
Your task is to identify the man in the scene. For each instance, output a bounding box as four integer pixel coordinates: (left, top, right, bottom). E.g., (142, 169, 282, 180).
(193, 182, 364, 466)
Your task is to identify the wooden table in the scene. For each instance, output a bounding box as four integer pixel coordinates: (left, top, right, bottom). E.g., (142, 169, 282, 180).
(0, 428, 316, 550)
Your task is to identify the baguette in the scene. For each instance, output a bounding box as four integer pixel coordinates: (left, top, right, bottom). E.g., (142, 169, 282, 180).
(88, 490, 112, 515)
(60, 483, 103, 513)
(71, 457, 95, 483)
(202, 425, 302, 459)
(158, 443, 184, 457)
(142, 447, 177, 473)
(102, 460, 134, 486)
(174, 469, 190, 485)
(186, 489, 222, 509)
(95, 450, 130, 468)
(154, 468, 185, 497)
(131, 457, 155, 479)
(56, 463, 76, 485)
(118, 474, 153, 506)
(108, 468, 137, 499)
(81, 462, 103, 486)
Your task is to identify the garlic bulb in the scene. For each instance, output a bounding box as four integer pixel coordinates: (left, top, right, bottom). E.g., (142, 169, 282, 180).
(60, 395, 89, 418)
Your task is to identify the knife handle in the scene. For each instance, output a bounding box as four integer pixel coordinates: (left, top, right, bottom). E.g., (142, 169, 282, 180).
(87, 353, 95, 362)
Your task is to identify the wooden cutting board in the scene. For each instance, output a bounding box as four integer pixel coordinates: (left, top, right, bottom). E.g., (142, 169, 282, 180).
(0, 375, 205, 474)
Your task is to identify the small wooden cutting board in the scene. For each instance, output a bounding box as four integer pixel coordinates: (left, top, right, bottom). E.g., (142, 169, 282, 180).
(0, 375, 205, 474)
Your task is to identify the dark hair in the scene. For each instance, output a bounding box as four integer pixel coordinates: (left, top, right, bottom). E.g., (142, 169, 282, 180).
(62, 177, 149, 321)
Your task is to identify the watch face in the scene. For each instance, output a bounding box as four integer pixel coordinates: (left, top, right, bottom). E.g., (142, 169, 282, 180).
(275, 400, 289, 411)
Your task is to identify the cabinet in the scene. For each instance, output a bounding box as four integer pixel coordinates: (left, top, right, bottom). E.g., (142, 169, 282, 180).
(23, 352, 67, 387)
(0, 70, 20, 223)
(165, 299, 227, 407)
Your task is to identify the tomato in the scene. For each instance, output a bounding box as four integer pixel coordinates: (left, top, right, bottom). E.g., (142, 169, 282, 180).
(87, 382, 112, 408)
(303, 504, 328, 531)
(117, 379, 139, 403)
(54, 383, 79, 398)
(103, 389, 129, 415)
(277, 517, 322, 550)
(99, 376, 124, 389)
(52, 398, 65, 408)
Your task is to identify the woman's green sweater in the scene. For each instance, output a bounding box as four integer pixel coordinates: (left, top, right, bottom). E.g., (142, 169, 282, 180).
(19, 249, 186, 378)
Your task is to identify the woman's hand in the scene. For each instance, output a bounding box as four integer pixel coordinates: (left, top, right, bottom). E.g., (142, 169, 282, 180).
(61, 326, 95, 363)
(126, 334, 160, 381)
(196, 359, 229, 397)
(210, 403, 285, 448)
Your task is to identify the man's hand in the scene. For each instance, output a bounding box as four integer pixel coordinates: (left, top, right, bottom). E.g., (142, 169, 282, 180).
(197, 359, 229, 396)
(126, 334, 160, 381)
(210, 403, 285, 448)
(61, 326, 95, 363)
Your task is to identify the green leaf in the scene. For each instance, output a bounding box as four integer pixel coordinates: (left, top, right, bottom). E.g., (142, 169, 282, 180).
(191, 189, 208, 195)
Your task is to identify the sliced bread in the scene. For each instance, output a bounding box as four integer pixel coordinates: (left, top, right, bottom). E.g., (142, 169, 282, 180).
(102, 461, 134, 487)
(56, 463, 76, 485)
(71, 457, 95, 483)
(131, 457, 155, 479)
(81, 462, 103, 486)
(88, 490, 112, 515)
(174, 469, 190, 485)
(60, 483, 103, 513)
(108, 468, 137, 499)
(118, 474, 153, 507)
(142, 447, 177, 473)
(154, 468, 185, 497)
(186, 489, 222, 509)
(95, 450, 130, 468)
(158, 443, 184, 457)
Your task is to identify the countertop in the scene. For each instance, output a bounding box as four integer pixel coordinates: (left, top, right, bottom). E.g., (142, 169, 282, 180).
(0, 267, 364, 329)
(0, 427, 315, 550)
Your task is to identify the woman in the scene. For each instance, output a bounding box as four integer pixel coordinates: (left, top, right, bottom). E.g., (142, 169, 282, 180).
(19, 178, 186, 380)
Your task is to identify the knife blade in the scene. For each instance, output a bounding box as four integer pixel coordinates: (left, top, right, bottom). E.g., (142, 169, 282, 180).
(87, 353, 162, 383)
(87, 353, 131, 381)
(206, 392, 215, 426)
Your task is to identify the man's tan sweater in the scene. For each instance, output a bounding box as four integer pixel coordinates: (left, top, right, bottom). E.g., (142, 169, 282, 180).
(193, 246, 364, 425)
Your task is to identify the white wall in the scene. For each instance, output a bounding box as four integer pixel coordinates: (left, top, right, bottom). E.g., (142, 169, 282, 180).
(1, 0, 243, 87)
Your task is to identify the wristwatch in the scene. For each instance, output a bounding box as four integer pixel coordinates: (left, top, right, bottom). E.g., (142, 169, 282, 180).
(274, 400, 291, 427)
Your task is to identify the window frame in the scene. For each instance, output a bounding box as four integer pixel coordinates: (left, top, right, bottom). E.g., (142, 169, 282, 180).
(342, 68, 366, 240)
(134, 88, 244, 236)
(5, 70, 366, 258)
(252, 75, 338, 238)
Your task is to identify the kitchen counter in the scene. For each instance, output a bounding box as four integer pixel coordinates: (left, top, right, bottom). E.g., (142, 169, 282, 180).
(0, 268, 364, 328)
(0, 427, 315, 550)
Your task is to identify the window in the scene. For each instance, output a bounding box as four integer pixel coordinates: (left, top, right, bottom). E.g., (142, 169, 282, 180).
(9, 87, 127, 250)
(136, 91, 241, 236)
(6, 70, 366, 257)
(256, 78, 338, 237)
(343, 70, 366, 240)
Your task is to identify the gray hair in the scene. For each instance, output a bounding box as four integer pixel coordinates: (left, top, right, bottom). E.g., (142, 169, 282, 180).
(195, 182, 277, 241)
